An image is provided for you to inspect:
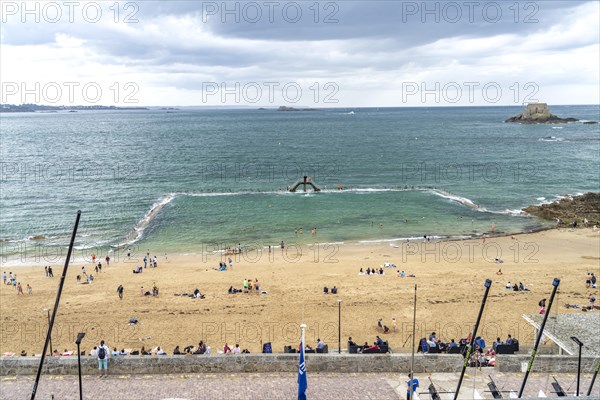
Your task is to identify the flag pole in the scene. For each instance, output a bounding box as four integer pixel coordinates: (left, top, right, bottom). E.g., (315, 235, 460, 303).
(587, 358, 600, 396)
(409, 284, 417, 400)
(454, 279, 492, 400)
(518, 278, 560, 398)
(31, 211, 81, 400)
(298, 323, 308, 400)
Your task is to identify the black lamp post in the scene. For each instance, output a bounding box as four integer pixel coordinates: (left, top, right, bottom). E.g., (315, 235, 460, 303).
(571, 336, 583, 396)
(337, 299, 342, 354)
(75, 332, 86, 400)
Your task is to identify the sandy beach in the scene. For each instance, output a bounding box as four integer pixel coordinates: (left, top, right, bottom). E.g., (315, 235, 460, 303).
(1, 228, 599, 356)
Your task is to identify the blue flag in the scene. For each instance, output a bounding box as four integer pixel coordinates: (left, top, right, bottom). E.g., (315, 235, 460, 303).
(298, 342, 307, 400)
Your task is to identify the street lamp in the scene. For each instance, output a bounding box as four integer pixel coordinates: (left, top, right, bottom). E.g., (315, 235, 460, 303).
(337, 299, 342, 354)
(75, 332, 86, 400)
(571, 336, 583, 396)
(43, 308, 52, 356)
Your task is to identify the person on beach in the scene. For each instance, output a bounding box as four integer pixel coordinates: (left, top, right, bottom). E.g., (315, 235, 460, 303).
(143, 256, 147, 268)
(280, 241, 285, 251)
(2, 271, 6, 284)
(48, 267, 53, 277)
(91, 254, 96, 264)
(539, 298, 547, 314)
(27, 284, 32, 294)
(589, 294, 596, 310)
(17, 282, 23, 295)
(44, 266, 48, 277)
(392, 318, 397, 332)
(117, 285, 124, 300)
(105, 255, 110, 266)
(97, 340, 110, 377)
(586, 273, 592, 288)
(127, 248, 131, 258)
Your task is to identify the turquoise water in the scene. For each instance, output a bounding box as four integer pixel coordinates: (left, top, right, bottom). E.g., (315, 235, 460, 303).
(1, 106, 598, 263)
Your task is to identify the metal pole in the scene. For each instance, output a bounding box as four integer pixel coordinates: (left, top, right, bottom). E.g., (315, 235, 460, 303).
(454, 279, 492, 400)
(77, 342, 82, 400)
(300, 323, 306, 354)
(409, 284, 417, 400)
(587, 358, 600, 396)
(577, 343, 581, 396)
(338, 299, 342, 354)
(31, 211, 81, 400)
(571, 337, 583, 396)
(518, 278, 560, 398)
(46, 309, 52, 357)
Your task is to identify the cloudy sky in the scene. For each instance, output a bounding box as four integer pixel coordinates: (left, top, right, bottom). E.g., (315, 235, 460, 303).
(1, 0, 598, 106)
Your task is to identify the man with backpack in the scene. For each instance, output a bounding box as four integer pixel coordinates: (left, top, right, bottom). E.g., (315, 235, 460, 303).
(97, 340, 110, 377)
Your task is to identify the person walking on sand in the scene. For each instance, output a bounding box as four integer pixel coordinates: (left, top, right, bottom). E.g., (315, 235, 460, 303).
(97, 340, 110, 377)
(392, 318, 397, 332)
(117, 285, 124, 300)
(17, 282, 23, 295)
(105, 255, 110, 266)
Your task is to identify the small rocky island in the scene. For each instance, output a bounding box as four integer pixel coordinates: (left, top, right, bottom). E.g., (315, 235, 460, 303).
(523, 192, 600, 227)
(277, 106, 318, 112)
(505, 103, 579, 124)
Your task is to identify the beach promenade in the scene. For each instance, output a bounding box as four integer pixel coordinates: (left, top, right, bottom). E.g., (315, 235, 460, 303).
(2, 372, 598, 399)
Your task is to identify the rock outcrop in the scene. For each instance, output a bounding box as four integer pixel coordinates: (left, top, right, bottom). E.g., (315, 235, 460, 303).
(505, 103, 578, 124)
(522, 192, 600, 227)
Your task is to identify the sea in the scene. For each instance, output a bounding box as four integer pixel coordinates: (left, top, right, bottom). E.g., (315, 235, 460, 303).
(1, 105, 599, 265)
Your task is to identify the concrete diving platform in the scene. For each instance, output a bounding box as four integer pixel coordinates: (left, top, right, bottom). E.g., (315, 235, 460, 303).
(288, 176, 321, 192)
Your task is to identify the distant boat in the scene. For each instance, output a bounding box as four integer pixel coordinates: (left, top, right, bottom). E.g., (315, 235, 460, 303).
(347, 111, 355, 115)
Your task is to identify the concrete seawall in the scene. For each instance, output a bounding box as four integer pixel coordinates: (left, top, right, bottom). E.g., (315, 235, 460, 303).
(1, 354, 461, 376)
(1, 354, 597, 376)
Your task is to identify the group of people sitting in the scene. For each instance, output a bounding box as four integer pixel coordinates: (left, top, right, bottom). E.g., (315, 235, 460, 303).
(348, 336, 388, 353)
(505, 281, 529, 291)
(323, 286, 338, 294)
(359, 267, 384, 275)
(140, 285, 159, 297)
(213, 262, 228, 271)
